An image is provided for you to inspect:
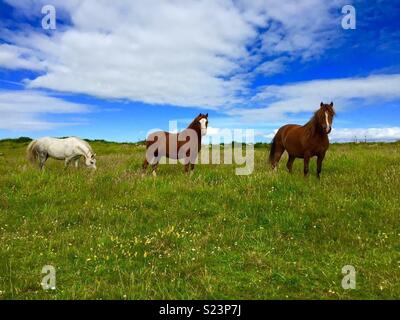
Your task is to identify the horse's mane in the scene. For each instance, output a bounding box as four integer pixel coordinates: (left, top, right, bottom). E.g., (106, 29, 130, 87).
(303, 104, 335, 136)
(188, 116, 199, 128)
(70, 136, 94, 155)
(80, 139, 94, 153)
(187, 114, 204, 129)
(303, 111, 321, 136)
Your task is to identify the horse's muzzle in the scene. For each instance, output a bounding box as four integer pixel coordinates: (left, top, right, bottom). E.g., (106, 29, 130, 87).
(326, 127, 332, 134)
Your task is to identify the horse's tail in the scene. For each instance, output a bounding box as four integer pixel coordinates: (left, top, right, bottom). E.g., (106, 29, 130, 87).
(26, 140, 39, 164)
(268, 135, 277, 164)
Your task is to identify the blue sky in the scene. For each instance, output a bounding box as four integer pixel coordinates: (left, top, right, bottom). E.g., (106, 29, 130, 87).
(0, 0, 399, 142)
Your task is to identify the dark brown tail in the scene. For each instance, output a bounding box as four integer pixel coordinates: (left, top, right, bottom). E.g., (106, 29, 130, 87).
(268, 136, 277, 164)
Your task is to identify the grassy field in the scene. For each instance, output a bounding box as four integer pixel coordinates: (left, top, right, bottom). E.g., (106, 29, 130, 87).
(0, 139, 399, 300)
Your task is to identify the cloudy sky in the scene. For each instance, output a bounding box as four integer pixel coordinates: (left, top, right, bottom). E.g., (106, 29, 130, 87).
(0, 0, 399, 142)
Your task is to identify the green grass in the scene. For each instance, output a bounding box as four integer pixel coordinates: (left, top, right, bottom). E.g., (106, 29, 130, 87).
(0, 140, 399, 299)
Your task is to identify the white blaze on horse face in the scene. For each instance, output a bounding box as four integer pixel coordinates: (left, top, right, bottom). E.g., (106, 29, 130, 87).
(199, 118, 207, 136)
(325, 111, 331, 133)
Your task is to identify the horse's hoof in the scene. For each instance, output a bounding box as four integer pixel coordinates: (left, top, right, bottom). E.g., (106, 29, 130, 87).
(152, 171, 157, 177)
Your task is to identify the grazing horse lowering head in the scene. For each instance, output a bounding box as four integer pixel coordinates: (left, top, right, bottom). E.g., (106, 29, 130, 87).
(85, 153, 97, 169)
(316, 102, 335, 134)
(190, 113, 209, 136)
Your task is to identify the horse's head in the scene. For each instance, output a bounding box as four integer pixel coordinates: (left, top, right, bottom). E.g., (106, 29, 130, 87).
(85, 153, 97, 169)
(192, 113, 209, 136)
(317, 102, 335, 134)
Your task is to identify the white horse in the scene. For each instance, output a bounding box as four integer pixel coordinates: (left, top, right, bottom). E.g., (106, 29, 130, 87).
(27, 137, 97, 170)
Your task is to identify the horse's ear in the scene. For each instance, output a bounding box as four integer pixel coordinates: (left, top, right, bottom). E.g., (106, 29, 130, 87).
(320, 102, 324, 107)
(205, 113, 208, 118)
(330, 102, 333, 107)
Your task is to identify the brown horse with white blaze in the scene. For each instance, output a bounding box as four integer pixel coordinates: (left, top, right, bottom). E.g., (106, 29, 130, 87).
(143, 113, 208, 176)
(269, 102, 335, 178)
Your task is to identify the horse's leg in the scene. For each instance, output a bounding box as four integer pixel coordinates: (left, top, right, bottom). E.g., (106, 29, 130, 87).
(189, 164, 195, 176)
(184, 163, 193, 175)
(65, 156, 75, 169)
(141, 158, 149, 177)
(286, 155, 295, 173)
(39, 152, 48, 170)
(317, 152, 325, 178)
(184, 156, 195, 175)
(142, 159, 149, 170)
(303, 154, 311, 177)
(151, 162, 159, 177)
(149, 148, 160, 177)
(151, 155, 160, 177)
(74, 157, 80, 168)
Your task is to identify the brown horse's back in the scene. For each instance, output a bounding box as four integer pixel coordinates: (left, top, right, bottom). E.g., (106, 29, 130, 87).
(281, 124, 309, 158)
(145, 128, 200, 160)
(146, 131, 180, 159)
(272, 124, 329, 158)
(271, 124, 305, 159)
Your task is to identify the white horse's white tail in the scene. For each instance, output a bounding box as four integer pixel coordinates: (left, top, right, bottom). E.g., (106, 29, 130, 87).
(26, 140, 39, 164)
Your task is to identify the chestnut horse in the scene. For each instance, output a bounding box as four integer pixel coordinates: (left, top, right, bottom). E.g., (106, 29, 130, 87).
(143, 113, 208, 176)
(269, 102, 335, 178)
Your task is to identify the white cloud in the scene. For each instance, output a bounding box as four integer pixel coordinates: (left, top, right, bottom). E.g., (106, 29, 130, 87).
(3, 0, 255, 107)
(2, 0, 345, 108)
(254, 57, 289, 76)
(261, 127, 400, 142)
(205, 127, 222, 137)
(230, 74, 400, 122)
(0, 44, 44, 71)
(331, 127, 400, 142)
(0, 90, 90, 131)
(203, 126, 268, 144)
(206, 126, 400, 143)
